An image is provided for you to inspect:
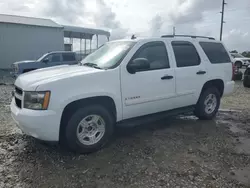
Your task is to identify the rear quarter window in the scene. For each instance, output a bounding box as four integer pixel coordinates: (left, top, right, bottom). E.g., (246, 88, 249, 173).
(62, 53, 76, 61)
(199, 42, 231, 64)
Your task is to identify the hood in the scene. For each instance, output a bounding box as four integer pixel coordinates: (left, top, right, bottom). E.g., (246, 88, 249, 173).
(15, 65, 102, 90)
(13, 60, 36, 65)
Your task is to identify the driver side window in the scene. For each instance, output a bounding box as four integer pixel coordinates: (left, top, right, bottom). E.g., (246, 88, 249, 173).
(45, 54, 61, 63)
(131, 42, 170, 71)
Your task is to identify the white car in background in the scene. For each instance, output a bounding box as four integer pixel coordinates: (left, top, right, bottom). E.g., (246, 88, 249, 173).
(230, 53, 250, 68)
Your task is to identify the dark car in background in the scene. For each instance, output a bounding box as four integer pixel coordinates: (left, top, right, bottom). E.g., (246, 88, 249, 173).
(243, 66, 250, 87)
(11, 51, 79, 77)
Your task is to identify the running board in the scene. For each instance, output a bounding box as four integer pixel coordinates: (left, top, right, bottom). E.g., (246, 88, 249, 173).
(117, 106, 195, 127)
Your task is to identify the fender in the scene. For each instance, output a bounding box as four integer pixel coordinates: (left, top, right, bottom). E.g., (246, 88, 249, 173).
(57, 92, 123, 122)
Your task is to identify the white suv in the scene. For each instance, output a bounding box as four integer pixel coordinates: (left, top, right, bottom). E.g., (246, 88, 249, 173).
(11, 35, 234, 153)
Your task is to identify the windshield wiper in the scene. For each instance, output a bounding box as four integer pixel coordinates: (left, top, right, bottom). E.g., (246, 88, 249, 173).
(82, 62, 102, 69)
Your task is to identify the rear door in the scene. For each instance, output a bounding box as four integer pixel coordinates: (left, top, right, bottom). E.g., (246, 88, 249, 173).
(170, 41, 207, 107)
(39, 53, 62, 68)
(62, 53, 78, 65)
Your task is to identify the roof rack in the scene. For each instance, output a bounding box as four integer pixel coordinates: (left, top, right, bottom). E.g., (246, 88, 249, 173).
(161, 35, 215, 40)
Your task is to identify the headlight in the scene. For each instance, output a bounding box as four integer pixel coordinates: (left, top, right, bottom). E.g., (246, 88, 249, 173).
(24, 91, 50, 110)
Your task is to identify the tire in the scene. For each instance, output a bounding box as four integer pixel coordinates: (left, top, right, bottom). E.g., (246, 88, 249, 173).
(64, 105, 114, 153)
(243, 77, 250, 88)
(235, 61, 242, 68)
(194, 87, 220, 120)
(234, 71, 243, 81)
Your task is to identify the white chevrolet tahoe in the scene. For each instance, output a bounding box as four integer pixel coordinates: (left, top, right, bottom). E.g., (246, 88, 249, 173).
(11, 35, 235, 153)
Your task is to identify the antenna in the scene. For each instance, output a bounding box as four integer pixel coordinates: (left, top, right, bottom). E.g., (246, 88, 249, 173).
(131, 34, 136, 40)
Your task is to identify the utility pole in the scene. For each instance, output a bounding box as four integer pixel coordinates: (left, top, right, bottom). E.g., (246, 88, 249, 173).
(173, 26, 176, 36)
(220, 0, 226, 41)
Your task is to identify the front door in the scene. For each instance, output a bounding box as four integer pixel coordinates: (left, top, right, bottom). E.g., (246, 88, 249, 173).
(41, 53, 62, 68)
(121, 41, 176, 120)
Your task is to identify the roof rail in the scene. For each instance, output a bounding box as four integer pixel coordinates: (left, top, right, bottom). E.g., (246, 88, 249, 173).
(161, 35, 215, 40)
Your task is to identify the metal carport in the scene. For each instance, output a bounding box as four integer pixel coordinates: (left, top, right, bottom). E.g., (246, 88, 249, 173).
(63, 25, 110, 55)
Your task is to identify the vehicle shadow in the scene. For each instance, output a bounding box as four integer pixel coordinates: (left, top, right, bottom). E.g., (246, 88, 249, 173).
(11, 114, 219, 187)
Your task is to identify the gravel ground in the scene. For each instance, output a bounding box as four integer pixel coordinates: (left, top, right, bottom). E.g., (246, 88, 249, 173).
(0, 74, 250, 188)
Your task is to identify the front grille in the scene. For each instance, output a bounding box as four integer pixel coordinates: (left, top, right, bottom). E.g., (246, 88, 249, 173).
(14, 86, 23, 108)
(15, 97, 22, 108)
(15, 86, 23, 95)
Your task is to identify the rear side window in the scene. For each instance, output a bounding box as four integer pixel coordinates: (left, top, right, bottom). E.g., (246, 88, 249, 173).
(172, 41, 200, 67)
(199, 42, 231, 64)
(62, 53, 76, 61)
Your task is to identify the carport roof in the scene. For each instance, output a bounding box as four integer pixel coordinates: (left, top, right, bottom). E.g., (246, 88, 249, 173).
(0, 14, 62, 28)
(63, 25, 110, 39)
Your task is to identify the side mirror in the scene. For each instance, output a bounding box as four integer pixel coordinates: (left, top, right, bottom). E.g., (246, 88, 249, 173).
(42, 58, 49, 63)
(127, 58, 150, 74)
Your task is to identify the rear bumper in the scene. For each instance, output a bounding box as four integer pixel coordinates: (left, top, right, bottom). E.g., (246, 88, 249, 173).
(223, 81, 234, 96)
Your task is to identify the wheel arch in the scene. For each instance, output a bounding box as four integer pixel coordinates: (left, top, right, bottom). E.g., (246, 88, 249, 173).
(59, 96, 117, 142)
(200, 79, 224, 98)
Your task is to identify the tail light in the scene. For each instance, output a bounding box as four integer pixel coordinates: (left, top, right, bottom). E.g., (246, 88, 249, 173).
(232, 62, 236, 80)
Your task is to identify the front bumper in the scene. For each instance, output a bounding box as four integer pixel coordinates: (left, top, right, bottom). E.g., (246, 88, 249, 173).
(223, 81, 235, 96)
(10, 98, 60, 141)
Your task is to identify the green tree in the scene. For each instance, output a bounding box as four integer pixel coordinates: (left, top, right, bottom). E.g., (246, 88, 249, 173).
(242, 51, 250, 58)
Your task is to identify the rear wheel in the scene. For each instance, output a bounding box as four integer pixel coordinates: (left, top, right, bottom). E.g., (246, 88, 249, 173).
(243, 69, 250, 88)
(243, 77, 250, 88)
(194, 87, 220, 120)
(234, 71, 243, 81)
(64, 105, 114, 153)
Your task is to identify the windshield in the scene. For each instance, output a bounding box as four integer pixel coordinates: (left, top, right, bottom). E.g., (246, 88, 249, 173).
(231, 53, 244, 58)
(37, 53, 49, 61)
(81, 41, 136, 69)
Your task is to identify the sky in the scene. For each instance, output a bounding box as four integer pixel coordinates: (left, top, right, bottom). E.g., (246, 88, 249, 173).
(0, 0, 250, 52)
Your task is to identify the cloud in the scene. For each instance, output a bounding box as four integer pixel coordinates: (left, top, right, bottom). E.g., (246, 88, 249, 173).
(223, 29, 250, 52)
(168, 0, 221, 25)
(1, 0, 250, 51)
(150, 14, 164, 36)
(94, 0, 128, 40)
(0, 0, 43, 16)
(41, 0, 128, 40)
(148, 0, 240, 38)
(42, 0, 85, 24)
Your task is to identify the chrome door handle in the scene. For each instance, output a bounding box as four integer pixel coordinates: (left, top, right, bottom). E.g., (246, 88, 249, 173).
(161, 75, 174, 80)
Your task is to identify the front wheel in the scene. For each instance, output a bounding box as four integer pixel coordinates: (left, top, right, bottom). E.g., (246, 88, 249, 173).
(194, 87, 220, 120)
(65, 105, 114, 153)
